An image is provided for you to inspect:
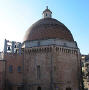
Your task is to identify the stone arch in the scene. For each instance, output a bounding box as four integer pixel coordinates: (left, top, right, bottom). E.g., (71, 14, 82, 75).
(66, 87, 71, 90)
(37, 86, 41, 90)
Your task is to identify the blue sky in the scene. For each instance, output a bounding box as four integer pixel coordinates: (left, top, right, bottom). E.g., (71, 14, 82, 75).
(0, 0, 89, 54)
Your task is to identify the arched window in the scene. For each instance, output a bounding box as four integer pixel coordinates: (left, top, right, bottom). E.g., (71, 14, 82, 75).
(17, 86, 24, 90)
(37, 65, 40, 79)
(66, 87, 71, 90)
(17, 66, 21, 72)
(8, 46, 11, 50)
(9, 65, 13, 72)
(37, 86, 41, 90)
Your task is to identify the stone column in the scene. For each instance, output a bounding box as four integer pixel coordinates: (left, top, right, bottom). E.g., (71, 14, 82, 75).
(4, 39, 7, 53)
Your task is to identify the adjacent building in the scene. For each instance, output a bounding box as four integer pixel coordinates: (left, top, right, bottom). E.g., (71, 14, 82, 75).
(0, 52, 5, 90)
(81, 55, 89, 90)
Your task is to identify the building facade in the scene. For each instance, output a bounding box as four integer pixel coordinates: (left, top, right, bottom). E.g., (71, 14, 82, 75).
(81, 55, 89, 90)
(0, 53, 5, 90)
(1, 7, 82, 90)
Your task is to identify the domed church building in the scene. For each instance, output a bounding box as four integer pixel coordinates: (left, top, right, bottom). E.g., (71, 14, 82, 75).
(22, 7, 81, 90)
(1, 7, 82, 90)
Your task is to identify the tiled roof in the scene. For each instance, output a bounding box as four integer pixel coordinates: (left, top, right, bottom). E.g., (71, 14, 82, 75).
(23, 18, 74, 42)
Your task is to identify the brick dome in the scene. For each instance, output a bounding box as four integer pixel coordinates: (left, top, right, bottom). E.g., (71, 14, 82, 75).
(23, 18, 74, 42)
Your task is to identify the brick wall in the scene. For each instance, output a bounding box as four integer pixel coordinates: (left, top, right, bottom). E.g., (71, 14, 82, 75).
(0, 60, 5, 90)
(4, 53, 24, 90)
(24, 46, 80, 90)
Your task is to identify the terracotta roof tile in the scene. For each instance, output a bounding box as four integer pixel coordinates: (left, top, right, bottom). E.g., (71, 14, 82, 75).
(23, 18, 74, 42)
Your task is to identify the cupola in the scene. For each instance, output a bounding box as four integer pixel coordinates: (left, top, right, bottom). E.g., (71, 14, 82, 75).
(42, 6, 52, 18)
